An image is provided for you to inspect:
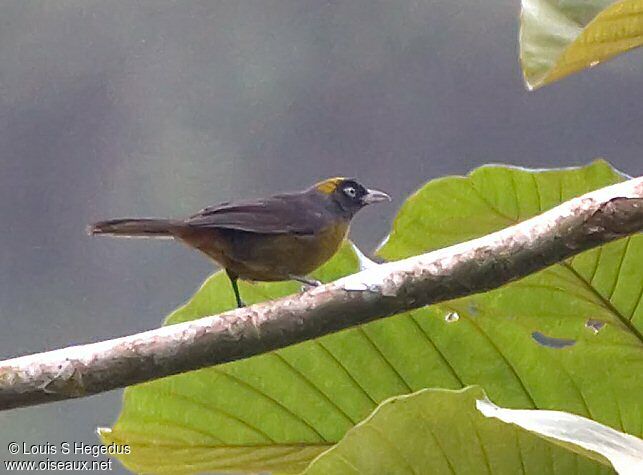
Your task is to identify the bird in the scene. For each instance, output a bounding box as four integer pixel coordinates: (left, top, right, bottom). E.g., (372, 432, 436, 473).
(89, 177, 390, 307)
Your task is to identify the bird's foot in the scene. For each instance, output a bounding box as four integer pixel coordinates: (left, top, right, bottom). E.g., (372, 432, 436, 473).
(289, 275, 322, 290)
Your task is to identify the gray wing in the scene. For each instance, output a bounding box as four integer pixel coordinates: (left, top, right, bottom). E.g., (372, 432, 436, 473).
(185, 194, 327, 235)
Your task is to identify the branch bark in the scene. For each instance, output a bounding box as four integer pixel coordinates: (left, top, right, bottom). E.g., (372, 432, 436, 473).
(1, 178, 642, 411)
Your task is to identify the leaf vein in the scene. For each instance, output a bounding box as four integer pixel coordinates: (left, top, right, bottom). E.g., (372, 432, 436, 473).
(122, 414, 225, 444)
(454, 311, 537, 407)
(607, 238, 631, 301)
(315, 340, 379, 406)
(469, 181, 515, 223)
(531, 174, 543, 212)
(358, 326, 414, 393)
(511, 281, 604, 308)
(217, 370, 327, 441)
(366, 424, 418, 475)
(272, 352, 357, 425)
(588, 247, 603, 285)
(508, 172, 521, 220)
(468, 413, 493, 474)
(563, 263, 643, 342)
(630, 283, 643, 322)
(152, 388, 276, 442)
(407, 312, 464, 387)
(416, 410, 456, 474)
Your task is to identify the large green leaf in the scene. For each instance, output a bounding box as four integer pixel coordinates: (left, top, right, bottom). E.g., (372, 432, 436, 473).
(101, 245, 362, 474)
(305, 387, 610, 474)
(520, 0, 643, 89)
(101, 160, 642, 474)
(476, 395, 643, 474)
(379, 159, 643, 431)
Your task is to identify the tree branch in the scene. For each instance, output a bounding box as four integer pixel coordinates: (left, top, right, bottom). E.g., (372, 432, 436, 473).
(1, 178, 642, 411)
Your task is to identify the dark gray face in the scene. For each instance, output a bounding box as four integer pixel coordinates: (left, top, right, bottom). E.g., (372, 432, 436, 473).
(331, 179, 391, 215)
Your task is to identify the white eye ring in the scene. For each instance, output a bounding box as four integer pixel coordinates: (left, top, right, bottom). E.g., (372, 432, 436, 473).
(343, 186, 357, 198)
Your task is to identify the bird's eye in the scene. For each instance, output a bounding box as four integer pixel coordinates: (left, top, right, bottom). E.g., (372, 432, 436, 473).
(343, 186, 357, 198)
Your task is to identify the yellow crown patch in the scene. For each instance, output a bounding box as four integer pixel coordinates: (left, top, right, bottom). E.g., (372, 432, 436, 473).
(315, 177, 346, 194)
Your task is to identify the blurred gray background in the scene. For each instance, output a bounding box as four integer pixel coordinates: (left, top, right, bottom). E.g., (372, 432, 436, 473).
(0, 1, 640, 473)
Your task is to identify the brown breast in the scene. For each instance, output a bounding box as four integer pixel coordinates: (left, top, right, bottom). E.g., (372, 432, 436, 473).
(176, 221, 350, 281)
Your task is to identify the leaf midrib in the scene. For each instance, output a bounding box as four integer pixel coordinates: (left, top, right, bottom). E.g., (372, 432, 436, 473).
(469, 177, 643, 345)
(562, 261, 643, 343)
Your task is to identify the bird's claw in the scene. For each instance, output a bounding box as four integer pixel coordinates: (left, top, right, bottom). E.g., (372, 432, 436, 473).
(289, 275, 322, 291)
(299, 283, 321, 292)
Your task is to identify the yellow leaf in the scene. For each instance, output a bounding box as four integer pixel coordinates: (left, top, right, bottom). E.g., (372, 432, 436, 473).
(521, 0, 643, 89)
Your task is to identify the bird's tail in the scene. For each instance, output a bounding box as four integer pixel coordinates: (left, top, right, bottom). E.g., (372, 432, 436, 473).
(88, 218, 183, 238)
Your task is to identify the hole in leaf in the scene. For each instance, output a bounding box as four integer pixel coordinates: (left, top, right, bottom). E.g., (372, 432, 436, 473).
(445, 311, 459, 323)
(531, 331, 576, 349)
(585, 319, 606, 334)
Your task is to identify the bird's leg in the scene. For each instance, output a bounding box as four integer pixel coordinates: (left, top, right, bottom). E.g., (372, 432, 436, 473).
(226, 270, 245, 308)
(289, 274, 322, 290)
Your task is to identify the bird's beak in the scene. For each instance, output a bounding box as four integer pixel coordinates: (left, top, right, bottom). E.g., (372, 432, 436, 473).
(362, 189, 391, 205)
